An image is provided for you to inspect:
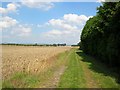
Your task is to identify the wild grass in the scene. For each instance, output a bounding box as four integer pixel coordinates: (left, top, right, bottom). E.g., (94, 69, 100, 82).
(58, 49, 120, 88)
(58, 49, 86, 88)
(76, 49, 120, 88)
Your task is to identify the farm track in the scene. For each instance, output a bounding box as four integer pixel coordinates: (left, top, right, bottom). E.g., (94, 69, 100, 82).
(41, 66, 66, 88)
(40, 50, 72, 88)
(58, 49, 120, 88)
(75, 53, 98, 88)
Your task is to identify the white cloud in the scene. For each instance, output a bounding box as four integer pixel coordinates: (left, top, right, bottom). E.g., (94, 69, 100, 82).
(63, 14, 89, 25)
(1, 16, 32, 37)
(97, 0, 105, 2)
(0, 8, 6, 14)
(48, 19, 77, 30)
(11, 25, 32, 37)
(88, 16, 93, 19)
(0, 1, 53, 15)
(7, 3, 17, 11)
(47, 14, 91, 32)
(21, 0, 54, 11)
(44, 29, 68, 37)
(0, 16, 18, 30)
(48, 14, 91, 30)
(0, 3, 19, 14)
(41, 14, 92, 44)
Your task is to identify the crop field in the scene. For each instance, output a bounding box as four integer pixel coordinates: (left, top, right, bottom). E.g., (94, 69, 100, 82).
(2, 45, 71, 81)
(1, 45, 120, 88)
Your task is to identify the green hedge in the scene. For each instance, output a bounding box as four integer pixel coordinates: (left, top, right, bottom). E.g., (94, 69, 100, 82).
(80, 2, 120, 77)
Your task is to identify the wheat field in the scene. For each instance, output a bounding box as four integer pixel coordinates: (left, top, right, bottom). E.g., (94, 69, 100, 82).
(2, 45, 71, 80)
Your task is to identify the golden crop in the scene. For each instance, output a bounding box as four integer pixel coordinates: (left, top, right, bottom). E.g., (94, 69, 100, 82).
(2, 45, 71, 80)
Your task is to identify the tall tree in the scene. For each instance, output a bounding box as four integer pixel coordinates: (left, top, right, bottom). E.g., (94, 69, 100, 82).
(80, 2, 120, 80)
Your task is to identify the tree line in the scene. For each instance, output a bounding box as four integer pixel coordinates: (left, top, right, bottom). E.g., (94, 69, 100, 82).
(80, 2, 120, 81)
(1, 43, 66, 46)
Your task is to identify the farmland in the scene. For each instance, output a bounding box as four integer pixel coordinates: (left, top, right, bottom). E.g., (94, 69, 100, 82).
(2, 45, 71, 80)
(1, 45, 120, 88)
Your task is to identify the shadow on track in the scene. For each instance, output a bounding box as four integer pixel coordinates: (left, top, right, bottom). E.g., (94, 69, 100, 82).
(76, 49, 120, 85)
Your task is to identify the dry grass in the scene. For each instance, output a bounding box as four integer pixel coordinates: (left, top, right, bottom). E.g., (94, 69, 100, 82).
(2, 45, 71, 80)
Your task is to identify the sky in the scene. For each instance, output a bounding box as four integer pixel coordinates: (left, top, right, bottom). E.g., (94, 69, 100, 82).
(0, 1, 101, 45)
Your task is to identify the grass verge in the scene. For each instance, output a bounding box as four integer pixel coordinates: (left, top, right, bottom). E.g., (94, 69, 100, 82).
(76, 49, 120, 88)
(58, 48, 120, 88)
(58, 49, 86, 88)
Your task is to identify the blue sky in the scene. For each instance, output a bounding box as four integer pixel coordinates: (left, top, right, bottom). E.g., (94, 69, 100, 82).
(1, 1, 101, 45)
